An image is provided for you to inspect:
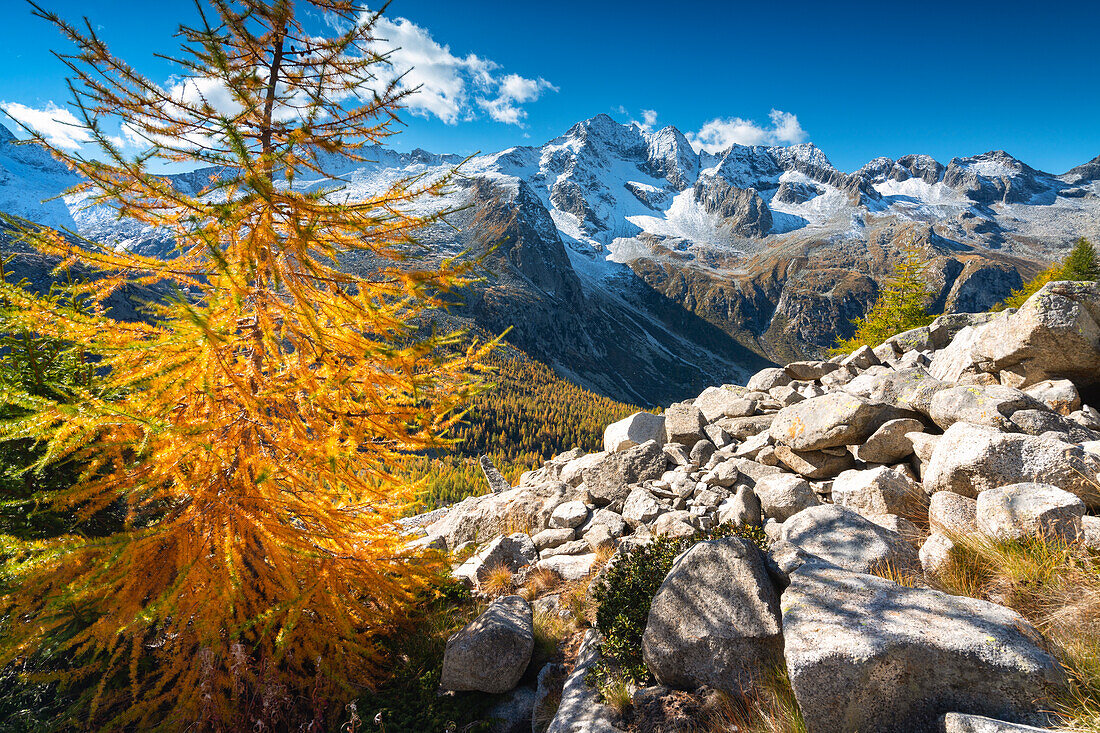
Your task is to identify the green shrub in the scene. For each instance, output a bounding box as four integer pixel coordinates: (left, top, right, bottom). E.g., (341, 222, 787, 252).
(590, 524, 770, 689)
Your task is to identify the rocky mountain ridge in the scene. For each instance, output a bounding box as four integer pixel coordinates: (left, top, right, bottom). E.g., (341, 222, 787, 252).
(1, 119, 1098, 405)
(408, 279, 1100, 733)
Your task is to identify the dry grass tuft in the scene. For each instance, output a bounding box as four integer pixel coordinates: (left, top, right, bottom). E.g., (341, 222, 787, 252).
(868, 559, 921, 588)
(532, 609, 574, 661)
(524, 567, 563, 599)
(706, 666, 807, 733)
(480, 564, 515, 597)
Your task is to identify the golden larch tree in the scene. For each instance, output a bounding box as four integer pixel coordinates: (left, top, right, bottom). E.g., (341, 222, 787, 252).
(0, 0, 489, 728)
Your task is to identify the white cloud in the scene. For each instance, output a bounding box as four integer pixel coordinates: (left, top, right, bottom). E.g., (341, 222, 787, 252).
(1, 102, 91, 150)
(371, 15, 556, 126)
(631, 108, 659, 132)
(477, 74, 557, 125)
(687, 109, 808, 153)
(768, 109, 807, 144)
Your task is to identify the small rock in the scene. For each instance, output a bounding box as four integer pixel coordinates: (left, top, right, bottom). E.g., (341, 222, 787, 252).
(781, 504, 920, 574)
(909, 431, 940, 478)
(717, 485, 762, 527)
(785, 360, 841, 381)
(920, 532, 957, 576)
(532, 527, 576, 551)
(855, 418, 926, 464)
(1023, 379, 1081, 416)
(753, 473, 820, 522)
(841, 344, 880, 370)
(475, 533, 539, 585)
(651, 511, 696, 538)
(585, 508, 627, 537)
(704, 423, 735, 447)
(1082, 515, 1100, 550)
(622, 488, 662, 526)
(694, 385, 749, 422)
(774, 444, 855, 479)
(584, 523, 616, 553)
(831, 466, 928, 521)
(939, 712, 1060, 732)
(734, 431, 771, 459)
(869, 514, 922, 546)
(929, 492, 979, 536)
(769, 384, 806, 406)
(747, 367, 792, 392)
(976, 483, 1085, 541)
(536, 553, 598, 582)
(664, 403, 708, 448)
(540, 539, 592, 558)
(662, 442, 692, 467)
(441, 595, 534, 694)
(603, 411, 666, 452)
(717, 414, 776, 440)
(549, 501, 589, 529)
(701, 459, 740, 488)
(689, 439, 717, 467)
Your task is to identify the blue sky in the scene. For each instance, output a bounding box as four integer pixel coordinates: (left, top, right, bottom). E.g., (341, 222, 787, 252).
(2, 0, 1098, 173)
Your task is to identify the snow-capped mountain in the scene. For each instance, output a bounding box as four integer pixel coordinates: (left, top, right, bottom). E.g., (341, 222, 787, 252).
(1, 115, 1098, 405)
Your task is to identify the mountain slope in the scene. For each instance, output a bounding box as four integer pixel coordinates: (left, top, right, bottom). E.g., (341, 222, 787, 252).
(0, 118, 1097, 405)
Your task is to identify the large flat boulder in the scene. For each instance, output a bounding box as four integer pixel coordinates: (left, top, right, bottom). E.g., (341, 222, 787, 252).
(783, 564, 1065, 733)
(582, 440, 668, 506)
(923, 422, 1100, 509)
(427, 484, 566, 550)
(642, 538, 783, 695)
(771, 393, 900, 451)
(780, 504, 920, 574)
(930, 281, 1100, 388)
(441, 595, 534, 694)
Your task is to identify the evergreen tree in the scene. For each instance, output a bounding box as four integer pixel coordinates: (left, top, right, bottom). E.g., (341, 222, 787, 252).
(0, 1, 490, 728)
(1059, 237, 1100, 281)
(833, 240, 937, 354)
(994, 237, 1098, 310)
